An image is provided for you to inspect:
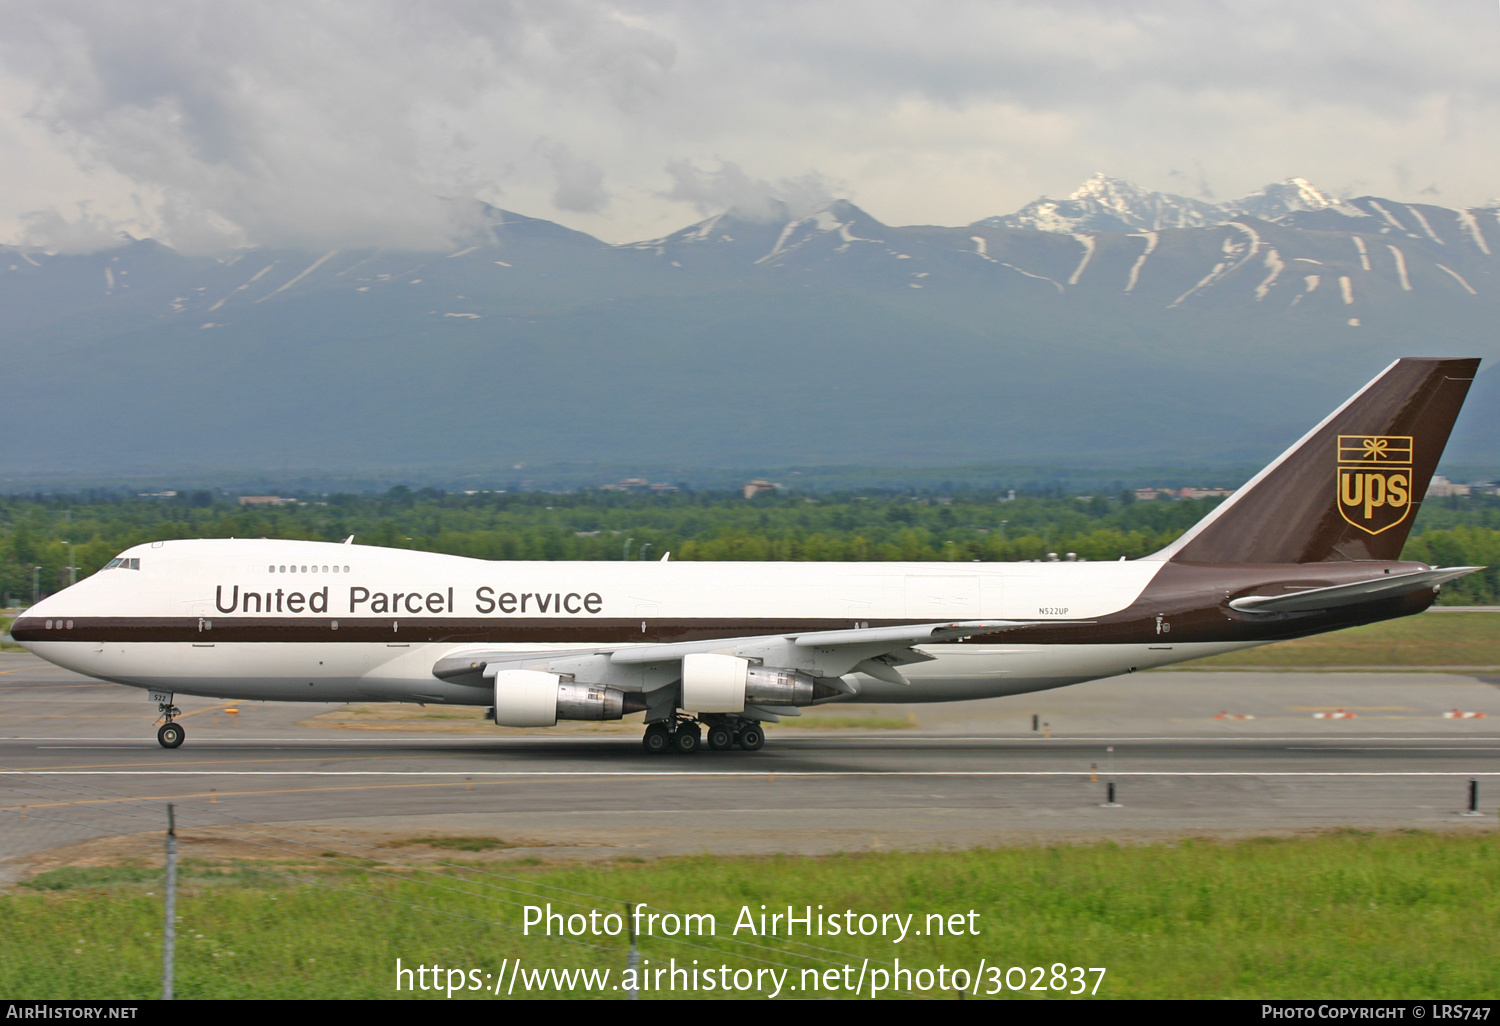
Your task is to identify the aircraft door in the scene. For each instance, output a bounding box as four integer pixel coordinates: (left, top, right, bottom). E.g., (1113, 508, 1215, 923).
(904, 575, 979, 619)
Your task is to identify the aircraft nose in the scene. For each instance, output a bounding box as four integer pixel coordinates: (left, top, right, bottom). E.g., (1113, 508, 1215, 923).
(10, 592, 65, 645)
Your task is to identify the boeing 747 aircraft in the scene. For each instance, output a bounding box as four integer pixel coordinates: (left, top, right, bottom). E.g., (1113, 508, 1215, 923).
(12, 358, 1484, 753)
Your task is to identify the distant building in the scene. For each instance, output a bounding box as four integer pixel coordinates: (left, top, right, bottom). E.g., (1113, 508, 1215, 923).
(1135, 486, 1233, 502)
(741, 479, 781, 499)
(137, 490, 178, 498)
(1428, 475, 1471, 498)
(599, 477, 675, 493)
(238, 496, 289, 506)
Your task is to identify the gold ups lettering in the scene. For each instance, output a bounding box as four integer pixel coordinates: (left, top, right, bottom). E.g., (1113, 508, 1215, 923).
(1337, 434, 1413, 535)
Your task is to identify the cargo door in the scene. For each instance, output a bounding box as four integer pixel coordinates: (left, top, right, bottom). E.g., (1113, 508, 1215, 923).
(904, 575, 980, 619)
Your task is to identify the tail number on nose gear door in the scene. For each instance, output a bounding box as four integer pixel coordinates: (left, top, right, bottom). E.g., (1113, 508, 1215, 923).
(1038, 607, 1069, 615)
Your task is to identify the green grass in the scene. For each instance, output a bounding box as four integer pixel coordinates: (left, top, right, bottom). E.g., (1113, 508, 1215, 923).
(1175, 612, 1500, 669)
(779, 715, 915, 729)
(0, 616, 22, 652)
(3, 832, 1498, 999)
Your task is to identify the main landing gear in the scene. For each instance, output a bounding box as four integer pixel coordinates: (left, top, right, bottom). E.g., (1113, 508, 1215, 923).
(156, 699, 185, 749)
(642, 716, 763, 754)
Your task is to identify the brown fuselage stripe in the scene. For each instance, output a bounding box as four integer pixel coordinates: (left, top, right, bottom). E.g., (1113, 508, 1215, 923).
(11, 560, 1440, 648)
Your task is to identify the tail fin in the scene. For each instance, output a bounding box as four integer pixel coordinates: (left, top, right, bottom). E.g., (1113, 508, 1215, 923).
(1150, 357, 1480, 564)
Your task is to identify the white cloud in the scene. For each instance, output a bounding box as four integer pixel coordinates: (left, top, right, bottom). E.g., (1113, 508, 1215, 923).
(19, 204, 130, 253)
(0, 0, 1496, 250)
(545, 143, 610, 213)
(662, 160, 840, 222)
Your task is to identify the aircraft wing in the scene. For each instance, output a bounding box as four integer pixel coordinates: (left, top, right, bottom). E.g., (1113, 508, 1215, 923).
(431, 619, 1042, 691)
(607, 619, 1034, 664)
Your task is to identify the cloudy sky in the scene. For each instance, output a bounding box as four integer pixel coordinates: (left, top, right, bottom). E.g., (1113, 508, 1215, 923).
(1, 0, 1497, 252)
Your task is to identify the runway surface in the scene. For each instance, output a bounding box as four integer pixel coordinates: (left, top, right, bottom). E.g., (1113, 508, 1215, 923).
(3, 652, 1498, 879)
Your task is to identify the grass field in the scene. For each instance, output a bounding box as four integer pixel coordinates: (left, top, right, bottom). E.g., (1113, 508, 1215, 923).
(3, 831, 1497, 999)
(779, 714, 915, 729)
(0, 616, 21, 652)
(1173, 612, 1500, 669)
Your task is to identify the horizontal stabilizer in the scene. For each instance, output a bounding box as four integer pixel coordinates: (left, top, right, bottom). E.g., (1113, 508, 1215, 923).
(1228, 567, 1482, 614)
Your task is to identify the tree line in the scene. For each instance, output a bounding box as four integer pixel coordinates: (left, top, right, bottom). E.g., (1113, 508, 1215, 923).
(2, 487, 1497, 607)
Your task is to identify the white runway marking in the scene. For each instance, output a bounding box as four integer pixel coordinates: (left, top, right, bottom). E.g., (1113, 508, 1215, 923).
(1286, 746, 1500, 751)
(3, 770, 1499, 778)
(5, 735, 1499, 744)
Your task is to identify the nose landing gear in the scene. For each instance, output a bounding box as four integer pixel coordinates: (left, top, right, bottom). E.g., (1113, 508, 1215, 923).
(155, 696, 185, 749)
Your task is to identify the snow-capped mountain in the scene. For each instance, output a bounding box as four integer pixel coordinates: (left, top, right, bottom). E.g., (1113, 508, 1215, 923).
(0, 181, 1496, 480)
(979, 173, 1223, 233)
(981, 173, 1356, 233)
(1221, 178, 1355, 221)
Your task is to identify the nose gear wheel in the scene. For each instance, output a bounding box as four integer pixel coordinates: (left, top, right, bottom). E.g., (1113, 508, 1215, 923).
(155, 699, 184, 748)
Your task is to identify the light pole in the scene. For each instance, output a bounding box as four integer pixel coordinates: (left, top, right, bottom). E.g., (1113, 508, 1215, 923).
(32, 566, 42, 606)
(62, 541, 77, 586)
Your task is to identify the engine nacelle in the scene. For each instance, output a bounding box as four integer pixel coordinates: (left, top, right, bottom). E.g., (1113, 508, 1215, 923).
(681, 653, 820, 712)
(491, 670, 643, 727)
(492, 669, 563, 727)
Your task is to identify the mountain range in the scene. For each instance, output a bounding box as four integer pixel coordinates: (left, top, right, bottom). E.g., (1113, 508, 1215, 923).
(0, 175, 1495, 486)
(982, 173, 1356, 232)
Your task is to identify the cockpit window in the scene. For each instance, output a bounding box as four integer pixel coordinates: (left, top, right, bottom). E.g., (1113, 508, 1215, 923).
(105, 558, 123, 569)
(106, 557, 140, 570)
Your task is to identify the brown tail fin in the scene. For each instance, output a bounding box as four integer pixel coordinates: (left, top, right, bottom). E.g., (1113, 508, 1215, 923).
(1151, 357, 1481, 564)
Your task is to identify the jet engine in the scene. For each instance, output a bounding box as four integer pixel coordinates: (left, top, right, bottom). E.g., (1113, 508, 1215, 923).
(681, 653, 841, 713)
(491, 669, 646, 727)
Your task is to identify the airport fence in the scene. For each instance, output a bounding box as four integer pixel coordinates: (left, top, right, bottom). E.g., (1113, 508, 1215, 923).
(0, 774, 896, 1000)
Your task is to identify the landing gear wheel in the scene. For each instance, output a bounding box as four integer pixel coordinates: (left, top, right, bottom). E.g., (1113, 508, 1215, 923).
(737, 725, 765, 751)
(707, 726, 736, 751)
(674, 725, 701, 754)
(642, 723, 672, 754)
(157, 722, 185, 749)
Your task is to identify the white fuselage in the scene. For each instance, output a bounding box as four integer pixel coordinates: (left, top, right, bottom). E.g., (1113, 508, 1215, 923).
(18, 538, 1262, 706)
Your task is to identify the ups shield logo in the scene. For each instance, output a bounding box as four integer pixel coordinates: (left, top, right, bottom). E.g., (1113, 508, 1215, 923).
(1337, 435, 1413, 535)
